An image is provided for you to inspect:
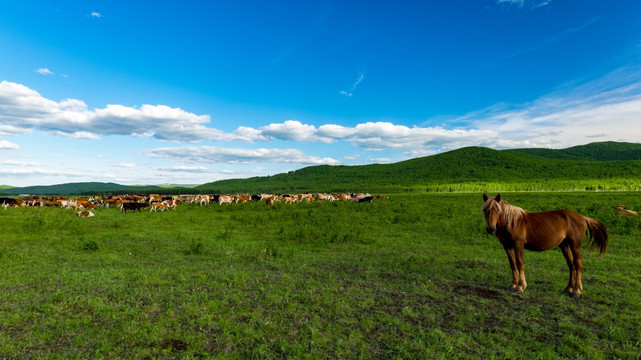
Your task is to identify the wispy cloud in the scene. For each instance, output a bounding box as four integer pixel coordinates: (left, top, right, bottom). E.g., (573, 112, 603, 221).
(143, 146, 341, 165)
(90, 12, 103, 18)
(0, 125, 30, 136)
(461, 66, 641, 148)
(339, 73, 365, 97)
(49, 130, 100, 140)
(504, 16, 601, 60)
(496, 0, 552, 9)
(35, 68, 54, 76)
(2, 160, 39, 166)
(0, 140, 20, 150)
(157, 166, 212, 173)
(110, 162, 136, 168)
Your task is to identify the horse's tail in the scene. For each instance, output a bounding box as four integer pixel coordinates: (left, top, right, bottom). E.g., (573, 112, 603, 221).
(584, 217, 609, 256)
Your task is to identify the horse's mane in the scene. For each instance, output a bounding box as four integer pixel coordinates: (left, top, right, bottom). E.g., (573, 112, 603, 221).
(481, 199, 527, 231)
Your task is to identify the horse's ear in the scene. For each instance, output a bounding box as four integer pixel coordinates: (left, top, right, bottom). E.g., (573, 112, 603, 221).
(495, 193, 501, 202)
(483, 193, 488, 201)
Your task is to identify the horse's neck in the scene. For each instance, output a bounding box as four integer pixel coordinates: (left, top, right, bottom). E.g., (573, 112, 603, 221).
(499, 202, 525, 230)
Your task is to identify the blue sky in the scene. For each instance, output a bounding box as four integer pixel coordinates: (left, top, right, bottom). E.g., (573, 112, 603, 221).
(1, 0, 641, 186)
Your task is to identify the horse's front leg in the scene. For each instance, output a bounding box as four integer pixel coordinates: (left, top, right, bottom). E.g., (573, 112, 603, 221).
(503, 247, 519, 291)
(514, 244, 527, 292)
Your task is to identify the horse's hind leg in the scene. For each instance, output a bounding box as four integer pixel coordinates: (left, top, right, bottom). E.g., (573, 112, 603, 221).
(571, 245, 583, 297)
(560, 241, 576, 294)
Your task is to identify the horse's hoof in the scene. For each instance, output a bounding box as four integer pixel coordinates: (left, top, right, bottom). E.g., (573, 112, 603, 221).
(570, 292, 581, 299)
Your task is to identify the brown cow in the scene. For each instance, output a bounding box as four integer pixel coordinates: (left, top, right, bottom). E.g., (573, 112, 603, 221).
(75, 210, 95, 217)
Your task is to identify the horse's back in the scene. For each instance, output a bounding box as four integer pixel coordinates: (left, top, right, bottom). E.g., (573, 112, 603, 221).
(523, 209, 587, 250)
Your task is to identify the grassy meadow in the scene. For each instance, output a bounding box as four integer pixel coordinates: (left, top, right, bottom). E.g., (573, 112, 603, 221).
(0, 192, 640, 358)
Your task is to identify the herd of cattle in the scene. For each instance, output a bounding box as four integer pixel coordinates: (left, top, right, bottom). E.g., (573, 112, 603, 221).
(0, 193, 382, 217)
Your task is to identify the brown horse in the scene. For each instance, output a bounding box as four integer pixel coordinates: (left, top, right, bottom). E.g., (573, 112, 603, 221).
(481, 193, 608, 297)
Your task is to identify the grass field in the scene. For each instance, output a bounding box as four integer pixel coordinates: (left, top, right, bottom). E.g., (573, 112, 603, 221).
(0, 192, 640, 358)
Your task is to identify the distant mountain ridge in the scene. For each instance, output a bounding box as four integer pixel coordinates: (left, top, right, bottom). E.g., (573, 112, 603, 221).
(0, 182, 161, 196)
(3, 142, 641, 195)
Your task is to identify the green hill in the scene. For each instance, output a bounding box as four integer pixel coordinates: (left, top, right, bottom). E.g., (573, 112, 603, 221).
(197, 142, 641, 193)
(513, 141, 641, 161)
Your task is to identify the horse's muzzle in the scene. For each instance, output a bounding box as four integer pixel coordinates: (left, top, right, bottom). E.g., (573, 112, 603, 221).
(486, 226, 496, 235)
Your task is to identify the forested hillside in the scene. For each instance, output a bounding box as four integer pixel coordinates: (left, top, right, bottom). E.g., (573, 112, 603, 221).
(197, 142, 641, 193)
(4, 142, 641, 195)
(513, 141, 641, 161)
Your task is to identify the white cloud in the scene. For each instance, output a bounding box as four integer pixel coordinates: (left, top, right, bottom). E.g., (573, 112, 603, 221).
(463, 67, 641, 148)
(0, 81, 232, 142)
(0, 125, 30, 136)
(110, 162, 136, 168)
(2, 160, 39, 166)
(143, 146, 341, 165)
(0, 140, 20, 150)
(157, 165, 212, 173)
(0, 167, 64, 176)
(90, 12, 103, 18)
(260, 120, 335, 143)
(244, 120, 498, 152)
(35, 68, 54, 76)
(49, 130, 100, 140)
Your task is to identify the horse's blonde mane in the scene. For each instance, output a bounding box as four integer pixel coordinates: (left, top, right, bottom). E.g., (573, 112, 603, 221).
(482, 199, 527, 231)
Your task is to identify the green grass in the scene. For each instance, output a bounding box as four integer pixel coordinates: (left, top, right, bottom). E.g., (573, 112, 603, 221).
(0, 193, 640, 358)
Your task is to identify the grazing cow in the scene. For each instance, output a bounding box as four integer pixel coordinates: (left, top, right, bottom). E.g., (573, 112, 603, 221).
(104, 199, 121, 208)
(615, 205, 637, 216)
(179, 194, 195, 203)
(195, 194, 212, 206)
(150, 202, 168, 212)
(1, 197, 21, 209)
(75, 210, 95, 217)
(121, 202, 149, 213)
(218, 195, 234, 205)
(75, 200, 97, 210)
(235, 194, 252, 203)
(264, 194, 280, 205)
(299, 194, 314, 202)
(283, 196, 297, 204)
(351, 194, 374, 204)
(148, 194, 163, 203)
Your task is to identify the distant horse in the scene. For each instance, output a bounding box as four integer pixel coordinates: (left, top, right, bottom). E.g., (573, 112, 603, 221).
(481, 193, 608, 297)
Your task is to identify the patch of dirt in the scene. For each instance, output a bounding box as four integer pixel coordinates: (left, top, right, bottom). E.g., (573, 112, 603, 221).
(160, 338, 188, 352)
(453, 283, 502, 299)
(455, 259, 492, 270)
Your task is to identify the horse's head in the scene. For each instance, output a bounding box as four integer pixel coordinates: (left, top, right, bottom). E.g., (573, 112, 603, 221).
(482, 193, 502, 235)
